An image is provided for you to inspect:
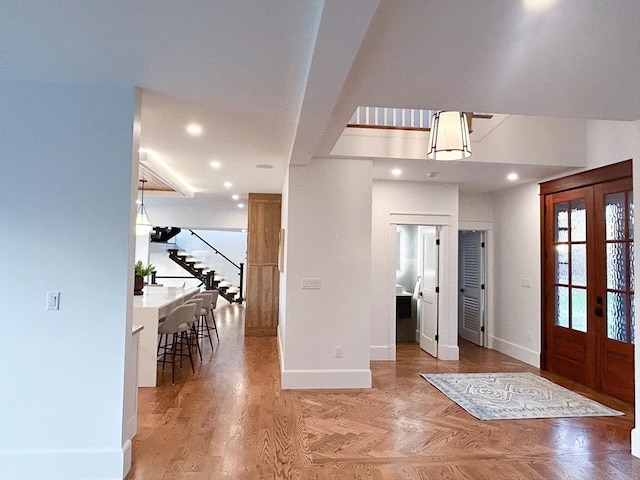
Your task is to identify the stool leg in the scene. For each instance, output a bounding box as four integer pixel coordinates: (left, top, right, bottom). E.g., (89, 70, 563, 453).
(171, 333, 177, 384)
(211, 308, 219, 341)
(161, 334, 169, 371)
(192, 323, 202, 361)
(184, 330, 195, 374)
(202, 313, 214, 348)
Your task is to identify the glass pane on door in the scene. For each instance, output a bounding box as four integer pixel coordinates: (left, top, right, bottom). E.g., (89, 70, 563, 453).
(607, 291, 628, 341)
(555, 203, 569, 242)
(605, 192, 626, 240)
(604, 191, 634, 345)
(555, 286, 569, 328)
(572, 288, 587, 332)
(571, 200, 586, 242)
(606, 243, 627, 290)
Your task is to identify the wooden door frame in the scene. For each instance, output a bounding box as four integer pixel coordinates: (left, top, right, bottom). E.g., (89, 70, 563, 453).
(539, 159, 632, 370)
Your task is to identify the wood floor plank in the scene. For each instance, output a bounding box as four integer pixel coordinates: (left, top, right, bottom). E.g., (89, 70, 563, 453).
(126, 302, 639, 479)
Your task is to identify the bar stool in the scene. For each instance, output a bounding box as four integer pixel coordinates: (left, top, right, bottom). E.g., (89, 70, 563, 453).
(193, 291, 218, 347)
(184, 297, 204, 361)
(194, 290, 219, 342)
(156, 303, 197, 384)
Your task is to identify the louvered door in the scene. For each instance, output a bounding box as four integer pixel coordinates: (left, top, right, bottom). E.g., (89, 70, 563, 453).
(458, 231, 484, 346)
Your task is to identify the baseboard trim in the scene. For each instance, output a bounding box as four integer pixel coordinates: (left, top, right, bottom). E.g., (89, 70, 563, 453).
(632, 428, 640, 458)
(0, 445, 127, 480)
(281, 368, 372, 390)
(370, 345, 392, 361)
(437, 343, 459, 361)
(490, 336, 540, 367)
(122, 439, 132, 478)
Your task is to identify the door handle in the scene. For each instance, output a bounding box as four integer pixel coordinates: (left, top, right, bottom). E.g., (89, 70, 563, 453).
(419, 292, 423, 297)
(595, 307, 603, 317)
(460, 288, 464, 293)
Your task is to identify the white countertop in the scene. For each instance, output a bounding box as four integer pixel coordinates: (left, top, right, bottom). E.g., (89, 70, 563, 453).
(133, 286, 200, 309)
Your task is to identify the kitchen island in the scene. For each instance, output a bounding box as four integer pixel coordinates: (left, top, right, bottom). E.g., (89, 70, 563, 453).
(133, 286, 199, 387)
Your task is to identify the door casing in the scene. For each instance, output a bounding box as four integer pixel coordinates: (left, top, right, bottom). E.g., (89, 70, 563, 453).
(388, 213, 457, 361)
(540, 159, 634, 402)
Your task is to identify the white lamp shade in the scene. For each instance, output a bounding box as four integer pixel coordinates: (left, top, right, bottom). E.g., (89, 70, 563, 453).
(135, 211, 152, 236)
(426, 111, 472, 161)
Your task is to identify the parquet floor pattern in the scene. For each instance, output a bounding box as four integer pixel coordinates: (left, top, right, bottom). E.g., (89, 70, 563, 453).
(126, 302, 639, 479)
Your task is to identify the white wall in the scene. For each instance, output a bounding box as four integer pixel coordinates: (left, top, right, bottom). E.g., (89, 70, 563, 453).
(459, 192, 494, 224)
(332, 115, 587, 169)
(586, 119, 639, 169)
(144, 195, 247, 230)
(371, 181, 459, 361)
(472, 115, 587, 166)
(492, 182, 542, 366)
(489, 120, 640, 384)
(0, 81, 137, 479)
(280, 158, 372, 389)
(395, 224, 418, 293)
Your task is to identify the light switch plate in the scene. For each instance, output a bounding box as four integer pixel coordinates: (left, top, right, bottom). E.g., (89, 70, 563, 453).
(46, 292, 60, 310)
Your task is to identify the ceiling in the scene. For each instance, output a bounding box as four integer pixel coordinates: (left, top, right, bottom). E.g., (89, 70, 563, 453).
(2, 0, 639, 205)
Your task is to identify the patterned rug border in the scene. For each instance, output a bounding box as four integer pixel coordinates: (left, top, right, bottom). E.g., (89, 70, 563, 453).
(421, 372, 624, 421)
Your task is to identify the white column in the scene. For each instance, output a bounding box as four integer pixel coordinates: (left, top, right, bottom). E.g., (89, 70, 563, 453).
(0, 81, 137, 479)
(280, 158, 373, 389)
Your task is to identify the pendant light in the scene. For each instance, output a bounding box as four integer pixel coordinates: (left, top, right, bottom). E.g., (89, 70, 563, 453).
(426, 111, 472, 161)
(136, 179, 153, 236)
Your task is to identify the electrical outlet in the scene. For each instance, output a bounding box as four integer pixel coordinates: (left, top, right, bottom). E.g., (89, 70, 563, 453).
(334, 346, 343, 358)
(521, 278, 531, 288)
(302, 278, 321, 289)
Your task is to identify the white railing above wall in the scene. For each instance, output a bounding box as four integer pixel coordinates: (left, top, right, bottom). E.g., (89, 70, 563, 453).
(348, 106, 437, 130)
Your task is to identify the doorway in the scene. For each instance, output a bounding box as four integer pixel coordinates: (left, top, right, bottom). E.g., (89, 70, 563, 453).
(541, 160, 634, 403)
(389, 214, 455, 361)
(458, 230, 486, 347)
(392, 221, 445, 358)
(418, 226, 440, 357)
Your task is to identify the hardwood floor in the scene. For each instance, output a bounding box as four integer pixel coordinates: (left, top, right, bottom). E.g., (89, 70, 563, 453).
(126, 302, 639, 479)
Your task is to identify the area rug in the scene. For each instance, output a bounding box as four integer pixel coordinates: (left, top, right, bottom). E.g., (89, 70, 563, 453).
(421, 372, 623, 420)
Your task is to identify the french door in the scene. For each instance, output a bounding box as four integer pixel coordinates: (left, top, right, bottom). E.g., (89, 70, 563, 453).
(542, 161, 634, 403)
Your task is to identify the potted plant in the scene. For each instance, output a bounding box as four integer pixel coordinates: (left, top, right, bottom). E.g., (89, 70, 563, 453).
(134, 261, 155, 295)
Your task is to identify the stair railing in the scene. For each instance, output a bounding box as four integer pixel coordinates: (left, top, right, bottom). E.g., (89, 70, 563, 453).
(188, 229, 244, 302)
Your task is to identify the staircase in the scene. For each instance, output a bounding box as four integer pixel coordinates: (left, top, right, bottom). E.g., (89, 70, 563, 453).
(166, 249, 242, 303)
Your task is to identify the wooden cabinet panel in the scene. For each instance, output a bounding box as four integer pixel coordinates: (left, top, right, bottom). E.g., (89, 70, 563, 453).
(248, 194, 281, 265)
(245, 193, 281, 337)
(245, 265, 280, 336)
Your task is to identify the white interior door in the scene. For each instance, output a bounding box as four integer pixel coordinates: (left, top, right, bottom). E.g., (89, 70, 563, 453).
(458, 231, 485, 346)
(419, 226, 439, 357)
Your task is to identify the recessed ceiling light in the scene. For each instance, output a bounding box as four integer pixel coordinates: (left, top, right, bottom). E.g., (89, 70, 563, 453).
(426, 172, 437, 178)
(186, 123, 203, 136)
(507, 172, 519, 181)
(255, 164, 274, 169)
(522, 0, 557, 12)
(391, 168, 402, 176)
(210, 161, 221, 169)
(237, 203, 244, 208)
(231, 194, 239, 200)
(223, 181, 232, 188)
